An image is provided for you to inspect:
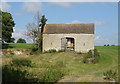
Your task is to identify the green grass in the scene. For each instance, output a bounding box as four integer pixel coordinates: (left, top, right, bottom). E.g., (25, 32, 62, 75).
(2, 43, 35, 49)
(2, 46, 118, 82)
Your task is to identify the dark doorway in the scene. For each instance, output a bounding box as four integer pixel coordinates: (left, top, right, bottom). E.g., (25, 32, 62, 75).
(61, 37, 74, 50)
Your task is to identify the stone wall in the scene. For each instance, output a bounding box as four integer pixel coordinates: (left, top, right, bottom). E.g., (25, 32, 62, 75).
(43, 34, 94, 53)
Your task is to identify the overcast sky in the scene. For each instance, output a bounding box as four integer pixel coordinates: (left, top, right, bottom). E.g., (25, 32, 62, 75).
(1, 2, 118, 45)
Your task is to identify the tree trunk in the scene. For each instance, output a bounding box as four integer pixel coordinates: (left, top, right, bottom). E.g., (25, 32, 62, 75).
(39, 33, 43, 53)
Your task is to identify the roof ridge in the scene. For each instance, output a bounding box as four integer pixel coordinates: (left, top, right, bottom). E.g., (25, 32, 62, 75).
(46, 23, 94, 25)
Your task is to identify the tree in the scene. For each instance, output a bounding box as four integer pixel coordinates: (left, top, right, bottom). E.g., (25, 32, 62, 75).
(26, 12, 41, 44)
(26, 12, 47, 52)
(39, 15, 47, 52)
(10, 38, 15, 43)
(0, 10, 2, 40)
(26, 23, 38, 44)
(2, 10, 15, 43)
(17, 38, 26, 43)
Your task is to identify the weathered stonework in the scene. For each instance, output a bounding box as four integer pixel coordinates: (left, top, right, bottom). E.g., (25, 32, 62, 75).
(43, 24, 94, 53)
(43, 34, 94, 53)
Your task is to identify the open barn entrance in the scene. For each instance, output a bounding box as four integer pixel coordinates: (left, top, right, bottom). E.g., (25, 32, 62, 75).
(61, 37, 74, 50)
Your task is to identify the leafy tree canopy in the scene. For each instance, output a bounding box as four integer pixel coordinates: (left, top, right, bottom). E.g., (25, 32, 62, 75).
(2, 10, 15, 43)
(38, 15, 47, 52)
(17, 38, 26, 43)
(10, 38, 15, 43)
(0, 10, 2, 38)
(40, 15, 48, 33)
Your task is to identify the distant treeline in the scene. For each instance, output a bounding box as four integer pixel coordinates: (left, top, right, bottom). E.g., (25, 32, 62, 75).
(104, 44, 116, 46)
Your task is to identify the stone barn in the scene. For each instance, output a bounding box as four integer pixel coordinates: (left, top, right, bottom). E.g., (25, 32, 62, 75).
(43, 24, 94, 53)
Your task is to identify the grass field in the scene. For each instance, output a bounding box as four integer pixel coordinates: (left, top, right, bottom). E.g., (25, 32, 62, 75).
(2, 43, 35, 49)
(1, 46, 118, 82)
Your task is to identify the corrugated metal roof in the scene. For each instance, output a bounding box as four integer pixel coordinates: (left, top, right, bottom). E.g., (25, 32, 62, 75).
(43, 23, 94, 34)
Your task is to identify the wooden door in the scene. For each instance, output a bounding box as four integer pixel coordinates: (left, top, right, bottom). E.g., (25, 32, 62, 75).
(61, 38, 67, 50)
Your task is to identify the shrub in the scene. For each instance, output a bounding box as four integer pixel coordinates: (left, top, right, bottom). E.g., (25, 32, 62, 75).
(11, 58, 32, 67)
(39, 61, 66, 82)
(103, 69, 118, 81)
(17, 38, 26, 43)
(2, 64, 28, 82)
(40, 68, 64, 82)
(58, 49, 65, 52)
(32, 47, 39, 52)
(83, 49, 100, 64)
(2, 58, 39, 82)
(94, 49, 100, 63)
(44, 49, 57, 53)
(83, 54, 88, 63)
(40, 62, 65, 82)
(30, 47, 41, 55)
(83, 50, 93, 63)
(87, 50, 93, 58)
(44, 49, 65, 53)
(2, 64, 39, 82)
